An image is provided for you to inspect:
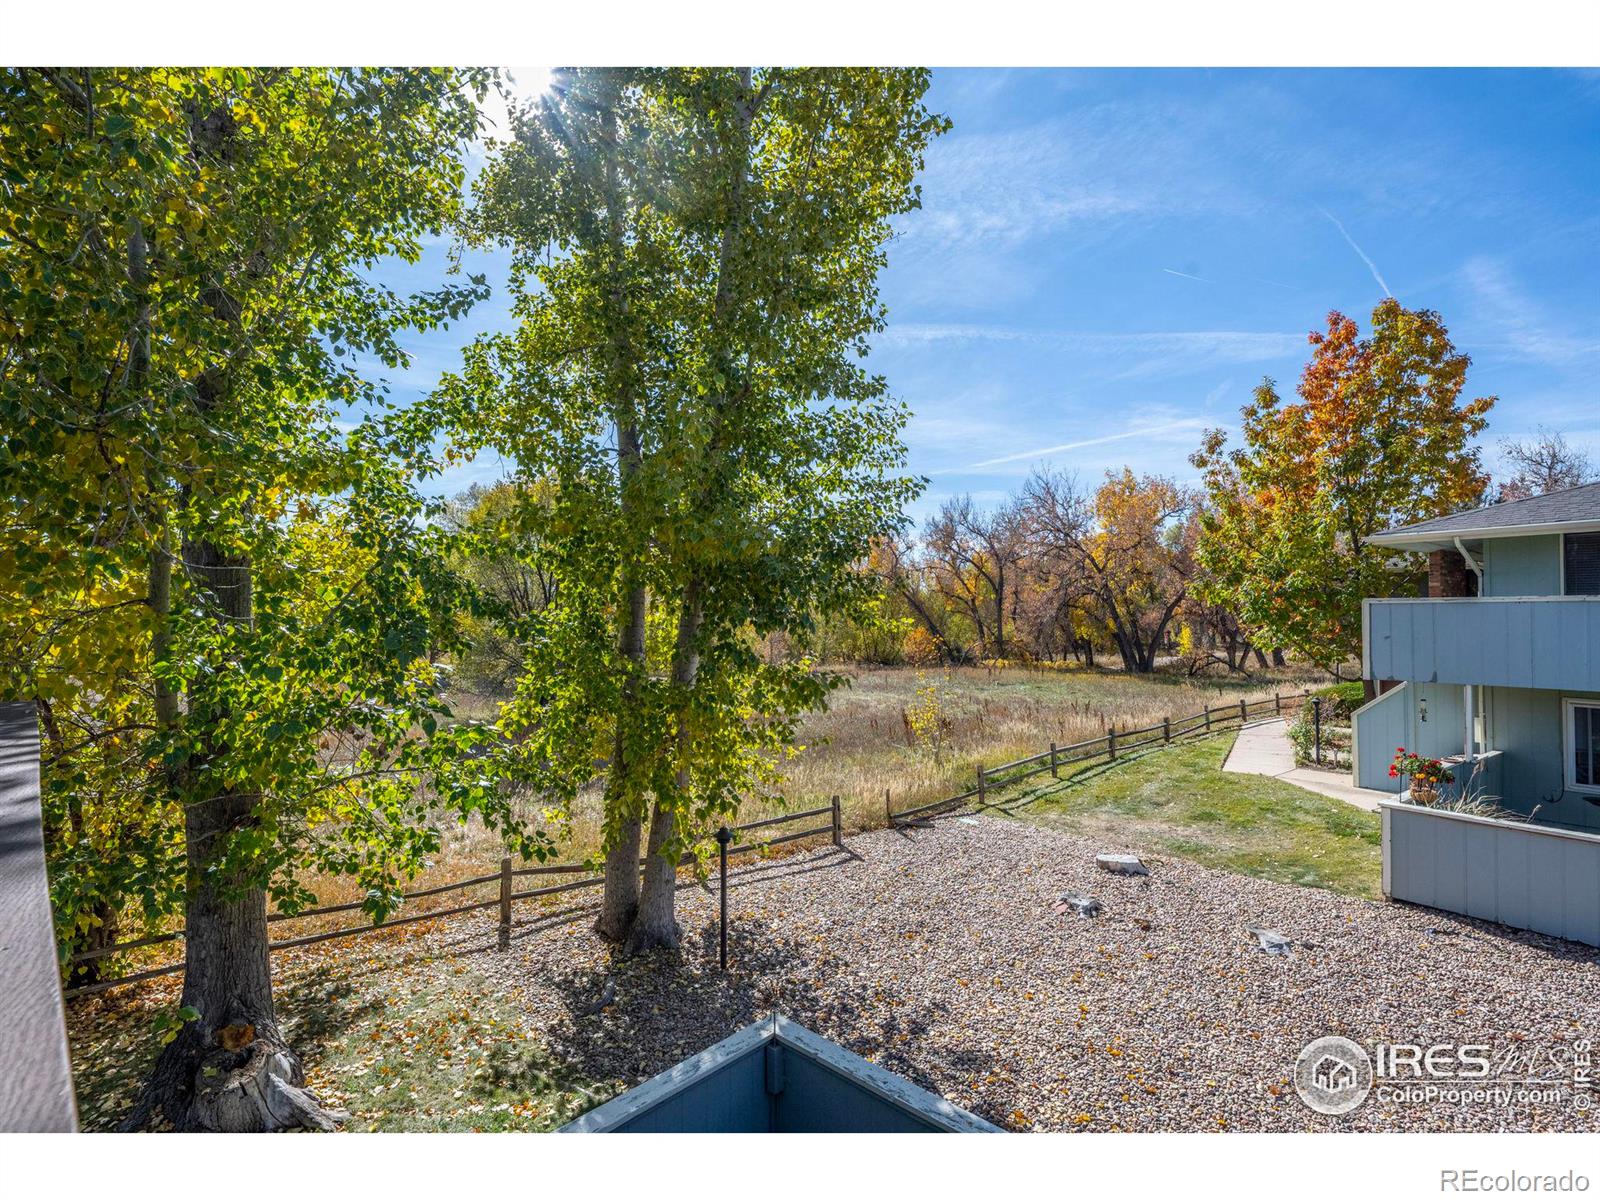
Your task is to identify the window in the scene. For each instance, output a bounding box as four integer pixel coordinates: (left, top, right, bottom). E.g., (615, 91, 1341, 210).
(1565, 532, 1600, 596)
(1566, 699, 1600, 795)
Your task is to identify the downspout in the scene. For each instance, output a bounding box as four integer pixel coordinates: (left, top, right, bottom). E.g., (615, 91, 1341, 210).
(1453, 539, 1483, 767)
(1453, 537, 1484, 591)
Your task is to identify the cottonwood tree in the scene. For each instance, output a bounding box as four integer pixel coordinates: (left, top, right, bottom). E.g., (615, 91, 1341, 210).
(1, 68, 536, 1131)
(446, 69, 946, 955)
(922, 495, 1028, 659)
(1190, 300, 1495, 689)
(1022, 469, 1193, 673)
(439, 482, 562, 695)
(441, 67, 686, 943)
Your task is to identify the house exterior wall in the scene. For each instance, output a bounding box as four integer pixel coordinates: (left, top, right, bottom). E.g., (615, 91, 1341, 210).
(1481, 534, 1563, 597)
(1484, 686, 1600, 829)
(1353, 683, 1408, 792)
(1353, 681, 1487, 793)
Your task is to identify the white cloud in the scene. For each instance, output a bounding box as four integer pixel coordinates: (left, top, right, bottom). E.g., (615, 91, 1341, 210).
(878, 323, 1304, 381)
(951, 416, 1210, 472)
(1460, 256, 1600, 367)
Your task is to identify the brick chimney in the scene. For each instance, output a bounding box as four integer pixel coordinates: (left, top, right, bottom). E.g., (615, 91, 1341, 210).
(1427, 549, 1475, 597)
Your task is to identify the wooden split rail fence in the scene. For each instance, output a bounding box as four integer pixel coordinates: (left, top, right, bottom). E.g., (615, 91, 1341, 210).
(63, 796, 845, 999)
(67, 690, 1308, 998)
(887, 690, 1310, 826)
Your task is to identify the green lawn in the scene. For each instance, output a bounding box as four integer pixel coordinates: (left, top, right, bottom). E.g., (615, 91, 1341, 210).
(986, 731, 1382, 898)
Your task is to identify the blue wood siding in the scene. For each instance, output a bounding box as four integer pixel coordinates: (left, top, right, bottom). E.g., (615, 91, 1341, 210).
(1384, 803, 1600, 946)
(1364, 597, 1600, 691)
(1483, 686, 1600, 826)
(610, 1053, 770, 1133)
(1353, 684, 1408, 792)
(1481, 534, 1563, 597)
(773, 1052, 939, 1133)
(560, 1016, 999, 1133)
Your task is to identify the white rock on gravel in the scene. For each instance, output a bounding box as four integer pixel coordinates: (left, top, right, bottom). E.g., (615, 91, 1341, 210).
(1096, 852, 1149, 876)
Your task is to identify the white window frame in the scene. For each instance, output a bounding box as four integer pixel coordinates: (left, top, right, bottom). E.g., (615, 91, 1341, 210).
(1563, 697, 1600, 796)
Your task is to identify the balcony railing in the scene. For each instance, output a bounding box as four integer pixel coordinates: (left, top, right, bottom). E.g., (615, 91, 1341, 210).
(1363, 596, 1600, 692)
(0, 701, 78, 1131)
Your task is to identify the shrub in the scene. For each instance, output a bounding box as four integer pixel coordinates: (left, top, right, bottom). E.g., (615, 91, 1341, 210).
(1312, 681, 1367, 720)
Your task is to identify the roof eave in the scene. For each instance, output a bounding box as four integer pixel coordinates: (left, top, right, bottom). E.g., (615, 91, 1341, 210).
(1369, 518, 1600, 551)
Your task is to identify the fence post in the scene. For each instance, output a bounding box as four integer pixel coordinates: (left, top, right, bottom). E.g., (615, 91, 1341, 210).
(1107, 727, 1117, 761)
(1204, 705, 1212, 732)
(885, 787, 892, 828)
(1049, 741, 1058, 778)
(1313, 697, 1323, 766)
(1239, 698, 1248, 724)
(977, 764, 986, 805)
(497, 855, 512, 952)
(1274, 692, 1281, 714)
(716, 825, 731, 970)
(831, 794, 842, 848)
(1163, 717, 1171, 743)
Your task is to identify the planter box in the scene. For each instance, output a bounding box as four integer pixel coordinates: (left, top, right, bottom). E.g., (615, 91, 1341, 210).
(1381, 799, 1600, 947)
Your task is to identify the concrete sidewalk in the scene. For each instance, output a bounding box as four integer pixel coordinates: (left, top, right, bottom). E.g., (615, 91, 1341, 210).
(1222, 718, 1388, 813)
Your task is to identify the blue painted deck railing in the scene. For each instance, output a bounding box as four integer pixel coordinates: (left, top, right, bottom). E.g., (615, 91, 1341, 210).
(1363, 596, 1600, 691)
(1382, 799, 1600, 947)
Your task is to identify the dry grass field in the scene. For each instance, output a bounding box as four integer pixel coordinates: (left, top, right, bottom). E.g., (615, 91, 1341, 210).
(778, 662, 1327, 831)
(436, 662, 1331, 866)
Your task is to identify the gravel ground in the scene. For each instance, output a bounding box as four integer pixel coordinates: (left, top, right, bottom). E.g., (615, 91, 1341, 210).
(427, 816, 1599, 1132)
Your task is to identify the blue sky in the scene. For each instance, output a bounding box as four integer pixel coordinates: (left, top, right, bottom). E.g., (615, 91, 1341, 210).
(372, 68, 1600, 523)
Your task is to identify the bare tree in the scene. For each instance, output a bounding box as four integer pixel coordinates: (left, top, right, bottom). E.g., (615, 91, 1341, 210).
(1495, 427, 1596, 502)
(873, 534, 968, 663)
(922, 495, 1028, 659)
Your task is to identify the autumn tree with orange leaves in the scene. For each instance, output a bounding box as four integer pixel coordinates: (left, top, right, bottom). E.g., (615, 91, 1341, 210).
(1190, 299, 1495, 691)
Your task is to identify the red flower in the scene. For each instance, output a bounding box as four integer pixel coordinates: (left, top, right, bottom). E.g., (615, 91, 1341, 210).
(1388, 766, 1398, 777)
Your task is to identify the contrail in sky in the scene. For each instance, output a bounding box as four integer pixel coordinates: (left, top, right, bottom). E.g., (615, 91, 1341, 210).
(1162, 267, 1208, 282)
(957, 418, 1209, 472)
(1321, 208, 1392, 297)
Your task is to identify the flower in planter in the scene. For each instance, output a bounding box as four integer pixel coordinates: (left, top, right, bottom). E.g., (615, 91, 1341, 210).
(1390, 747, 1455, 802)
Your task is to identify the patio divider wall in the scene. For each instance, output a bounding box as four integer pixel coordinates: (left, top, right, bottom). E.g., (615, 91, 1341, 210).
(1381, 799, 1600, 946)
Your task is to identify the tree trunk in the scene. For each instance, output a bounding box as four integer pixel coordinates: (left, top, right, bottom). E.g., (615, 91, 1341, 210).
(128, 539, 342, 1131)
(595, 581, 647, 941)
(625, 795, 682, 956)
(592, 82, 651, 942)
(625, 583, 704, 957)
